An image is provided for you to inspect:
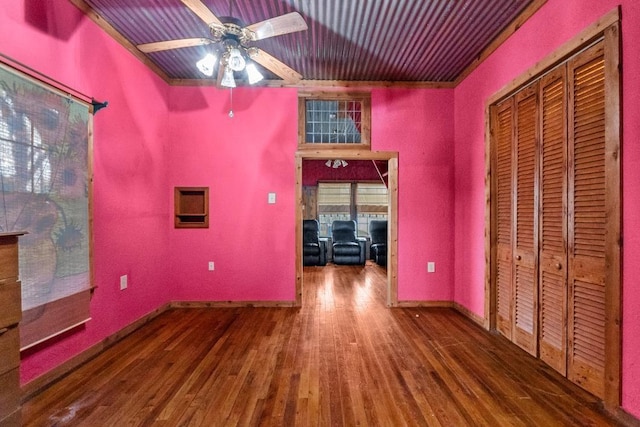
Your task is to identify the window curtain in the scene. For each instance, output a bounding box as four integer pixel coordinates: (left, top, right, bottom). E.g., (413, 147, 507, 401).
(0, 62, 92, 350)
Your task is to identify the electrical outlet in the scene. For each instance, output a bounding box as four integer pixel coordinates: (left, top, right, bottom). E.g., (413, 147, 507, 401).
(208, 261, 215, 271)
(427, 262, 435, 273)
(120, 275, 128, 290)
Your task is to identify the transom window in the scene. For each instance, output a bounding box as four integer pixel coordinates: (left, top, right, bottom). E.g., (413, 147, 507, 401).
(298, 92, 371, 148)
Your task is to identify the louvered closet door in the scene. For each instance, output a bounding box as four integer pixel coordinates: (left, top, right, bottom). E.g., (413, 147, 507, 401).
(512, 84, 539, 356)
(567, 42, 607, 399)
(538, 67, 568, 375)
(494, 99, 514, 339)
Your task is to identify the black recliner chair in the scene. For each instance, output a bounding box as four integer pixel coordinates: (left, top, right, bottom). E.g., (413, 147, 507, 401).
(369, 220, 387, 266)
(331, 220, 366, 265)
(303, 219, 327, 266)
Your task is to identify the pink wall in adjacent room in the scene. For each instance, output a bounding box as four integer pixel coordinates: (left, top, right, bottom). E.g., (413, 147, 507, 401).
(453, 0, 640, 416)
(1, 1, 175, 383)
(302, 159, 386, 186)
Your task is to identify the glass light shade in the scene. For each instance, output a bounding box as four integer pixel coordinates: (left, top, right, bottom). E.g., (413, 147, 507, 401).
(325, 160, 332, 167)
(220, 67, 236, 88)
(227, 48, 246, 71)
(196, 53, 216, 77)
(246, 63, 264, 84)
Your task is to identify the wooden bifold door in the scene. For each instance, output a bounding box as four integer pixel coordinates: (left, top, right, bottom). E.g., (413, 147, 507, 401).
(490, 32, 620, 402)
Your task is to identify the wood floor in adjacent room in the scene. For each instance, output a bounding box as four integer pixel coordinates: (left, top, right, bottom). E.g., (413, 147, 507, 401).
(22, 262, 623, 426)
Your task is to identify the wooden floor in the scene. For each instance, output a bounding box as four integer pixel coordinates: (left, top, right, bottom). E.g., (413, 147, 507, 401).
(22, 262, 624, 426)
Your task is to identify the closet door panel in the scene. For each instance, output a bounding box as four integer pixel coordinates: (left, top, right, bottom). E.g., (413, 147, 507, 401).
(538, 67, 568, 375)
(567, 42, 606, 399)
(512, 84, 539, 356)
(494, 100, 514, 339)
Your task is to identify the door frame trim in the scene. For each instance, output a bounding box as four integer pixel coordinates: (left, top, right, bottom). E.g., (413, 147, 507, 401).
(295, 150, 399, 307)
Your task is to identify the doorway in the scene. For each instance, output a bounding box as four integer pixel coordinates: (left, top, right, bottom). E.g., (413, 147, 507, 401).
(295, 150, 399, 307)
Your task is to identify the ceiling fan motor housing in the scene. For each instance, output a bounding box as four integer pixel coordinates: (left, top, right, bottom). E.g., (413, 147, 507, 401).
(211, 16, 254, 46)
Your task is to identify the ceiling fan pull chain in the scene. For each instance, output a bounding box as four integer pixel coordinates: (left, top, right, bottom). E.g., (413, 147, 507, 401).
(228, 88, 234, 118)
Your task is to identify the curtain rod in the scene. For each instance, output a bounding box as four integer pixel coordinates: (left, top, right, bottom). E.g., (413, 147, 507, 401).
(0, 52, 107, 111)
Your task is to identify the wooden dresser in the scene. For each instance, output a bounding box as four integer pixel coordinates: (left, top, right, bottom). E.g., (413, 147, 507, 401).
(0, 232, 24, 427)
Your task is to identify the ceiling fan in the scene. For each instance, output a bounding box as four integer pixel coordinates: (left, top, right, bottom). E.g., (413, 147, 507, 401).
(137, 0, 308, 87)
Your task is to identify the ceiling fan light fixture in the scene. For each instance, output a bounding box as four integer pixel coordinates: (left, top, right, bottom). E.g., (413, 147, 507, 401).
(325, 159, 348, 168)
(196, 53, 216, 76)
(135, 3, 308, 87)
(246, 63, 264, 84)
(227, 47, 246, 71)
(221, 66, 236, 88)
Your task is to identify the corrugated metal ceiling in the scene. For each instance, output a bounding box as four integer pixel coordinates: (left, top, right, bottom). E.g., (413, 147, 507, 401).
(72, 0, 539, 86)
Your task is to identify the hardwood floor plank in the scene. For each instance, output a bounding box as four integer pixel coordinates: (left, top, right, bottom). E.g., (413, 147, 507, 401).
(21, 262, 627, 426)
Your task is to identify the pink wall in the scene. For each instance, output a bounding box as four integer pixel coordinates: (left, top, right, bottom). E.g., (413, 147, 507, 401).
(372, 89, 455, 301)
(453, 0, 640, 416)
(165, 86, 299, 302)
(1, 1, 175, 383)
(163, 87, 455, 303)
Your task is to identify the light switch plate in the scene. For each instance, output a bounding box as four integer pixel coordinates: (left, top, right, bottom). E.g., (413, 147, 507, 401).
(120, 275, 128, 290)
(268, 192, 276, 204)
(427, 262, 435, 273)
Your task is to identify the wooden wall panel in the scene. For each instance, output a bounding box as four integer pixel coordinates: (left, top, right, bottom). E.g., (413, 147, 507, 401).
(302, 186, 318, 219)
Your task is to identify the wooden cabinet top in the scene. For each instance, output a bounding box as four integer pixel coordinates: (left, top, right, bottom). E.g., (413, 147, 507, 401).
(0, 232, 27, 238)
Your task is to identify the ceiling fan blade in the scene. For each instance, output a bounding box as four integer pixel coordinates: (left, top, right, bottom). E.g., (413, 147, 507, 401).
(137, 38, 213, 53)
(180, 0, 222, 27)
(249, 48, 302, 84)
(246, 12, 308, 41)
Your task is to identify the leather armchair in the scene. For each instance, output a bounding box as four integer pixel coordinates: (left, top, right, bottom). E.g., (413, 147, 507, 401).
(303, 219, 327, 266)
(331, 220, 366, 265)
(369, 220, 387, 266)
